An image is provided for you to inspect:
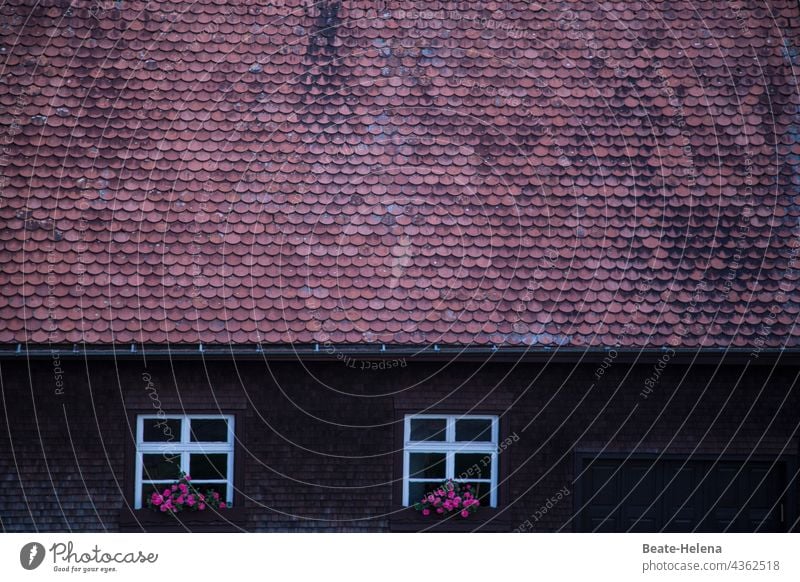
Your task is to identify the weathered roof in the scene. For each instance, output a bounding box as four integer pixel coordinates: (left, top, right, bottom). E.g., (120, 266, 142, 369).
(1, 1, 800, 347)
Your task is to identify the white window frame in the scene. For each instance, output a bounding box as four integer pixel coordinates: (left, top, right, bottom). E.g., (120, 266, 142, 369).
(402, 414, 499, 507)
(134, 414, 235, 509)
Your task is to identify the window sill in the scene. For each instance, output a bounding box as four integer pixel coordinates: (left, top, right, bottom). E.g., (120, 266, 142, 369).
(118, 507, 246, 532)
(389, 508, 512, 532)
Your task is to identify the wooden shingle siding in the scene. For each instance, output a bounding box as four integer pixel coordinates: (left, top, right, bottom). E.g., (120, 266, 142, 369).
(0, 358, 797, 532)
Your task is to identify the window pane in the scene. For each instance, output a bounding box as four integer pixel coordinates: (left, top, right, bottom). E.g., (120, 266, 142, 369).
(455, 418, 493, 442)
(190, 453, 228, 480)
(409, 418, 446, 442)
(142, 418, 181, 442)
(190, 419, 229, 442)
(409, 452, 446, 479)
(454, 453, 492, 480)
(408, 481, 441, 505)
(142, 453, 182, 480)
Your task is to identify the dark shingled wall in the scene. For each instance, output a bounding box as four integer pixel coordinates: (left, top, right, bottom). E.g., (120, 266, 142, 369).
(0, 357, 797, 531)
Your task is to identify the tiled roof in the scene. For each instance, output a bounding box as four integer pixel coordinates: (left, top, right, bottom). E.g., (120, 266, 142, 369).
(1, 1, 800, 348)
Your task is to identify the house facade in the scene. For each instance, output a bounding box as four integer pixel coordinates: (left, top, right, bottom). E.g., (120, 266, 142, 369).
(0, 351, 798, 531)
(1, 1, 799, 531)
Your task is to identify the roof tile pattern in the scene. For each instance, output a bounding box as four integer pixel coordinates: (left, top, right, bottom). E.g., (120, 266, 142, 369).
(1, 0, 800, 347)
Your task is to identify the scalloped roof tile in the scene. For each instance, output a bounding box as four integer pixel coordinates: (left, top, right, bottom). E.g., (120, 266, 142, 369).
(1, 0, 800, 347)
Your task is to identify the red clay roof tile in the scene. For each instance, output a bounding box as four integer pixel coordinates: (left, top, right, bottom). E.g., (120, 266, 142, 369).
(1, 0, 799, 348)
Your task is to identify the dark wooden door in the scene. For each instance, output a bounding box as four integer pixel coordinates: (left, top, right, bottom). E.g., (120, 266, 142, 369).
(575, 456, 787, 532)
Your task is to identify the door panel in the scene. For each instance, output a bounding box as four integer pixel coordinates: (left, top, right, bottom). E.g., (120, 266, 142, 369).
(576, 456, 787, 532)
(582, 462, 620, 532)
(661, 463, 702, 532)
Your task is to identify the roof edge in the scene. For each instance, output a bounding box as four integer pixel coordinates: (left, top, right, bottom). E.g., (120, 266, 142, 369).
(0, 343, 796, 365)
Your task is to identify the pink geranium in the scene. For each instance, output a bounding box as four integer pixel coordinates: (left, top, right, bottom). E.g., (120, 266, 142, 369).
(146, 473, 228, 514)
(413, 480, 480, 519)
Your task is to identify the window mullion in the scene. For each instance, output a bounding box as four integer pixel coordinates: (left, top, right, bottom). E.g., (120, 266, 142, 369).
(134, 451, 142, 509)
(402, 450, 409, 506)
(491, 451, 498, 507)
(226, 449, 234, 504)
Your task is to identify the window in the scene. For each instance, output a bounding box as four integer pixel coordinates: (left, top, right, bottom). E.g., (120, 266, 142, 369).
(403, 414, 498, 507)
(135, 414, 234, 509)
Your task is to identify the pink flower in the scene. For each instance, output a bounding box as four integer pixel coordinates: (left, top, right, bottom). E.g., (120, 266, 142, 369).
(151, 494, 163, 506)
(184, 474, 191, 481)
(436, 507, 444, 514)
(427, 494, 435, 503)
(422, 509, 430, 516)
(171, 484, 178, 491)
(162, 489, 171, 497)
(159, 504, 167, 512)
(212, 492, 220, 500)
(465, 484, 471, 490)
(199, 494, 205, 501)
(198, 503, 206, 511)
(179, 483, 188, 493)
(176, 496, 185, 505)
(447, 491, 455, 499)
(220, 502, 227, 509)
(461, 510, 469, 518)
(433, 498, 441, 506)
(186, 495, 196, 506)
